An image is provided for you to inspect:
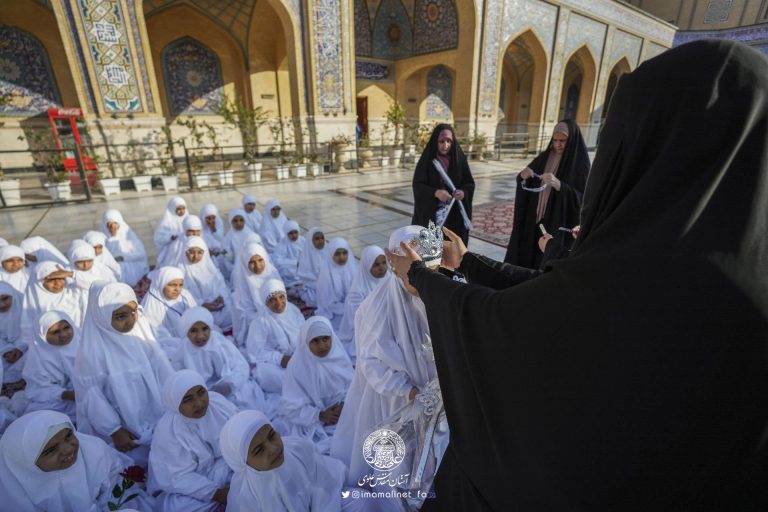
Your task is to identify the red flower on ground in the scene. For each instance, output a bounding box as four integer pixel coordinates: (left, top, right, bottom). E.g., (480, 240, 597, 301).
(120, 465, 146, 484)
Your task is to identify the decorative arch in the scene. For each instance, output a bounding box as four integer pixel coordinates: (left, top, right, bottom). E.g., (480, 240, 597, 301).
(557, 45, 597, 126)
(161, 37, 223, 115)
(413, 0, 459, 55)
(425, 65, 453, 120)
(601, 57, 631, 121)
(372, 0, 413, 60)
(0, 24, 61, 116)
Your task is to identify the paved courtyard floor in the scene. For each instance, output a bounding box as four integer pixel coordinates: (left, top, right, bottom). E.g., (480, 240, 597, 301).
(0, 158, 533, 265)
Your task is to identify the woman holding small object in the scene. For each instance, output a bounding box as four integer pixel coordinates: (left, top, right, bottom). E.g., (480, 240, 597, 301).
(503, 119, 590, 267)
(412, 124, 475, 245)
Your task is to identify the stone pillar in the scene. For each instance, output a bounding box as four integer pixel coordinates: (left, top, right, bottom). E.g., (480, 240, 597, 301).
(541, 6, 570, 151)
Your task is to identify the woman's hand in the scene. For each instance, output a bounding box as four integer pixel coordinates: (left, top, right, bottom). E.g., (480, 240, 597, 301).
(212, 486, 229, 504)
(111, 427, 138, 452)
(540, 173, 561, 191)
(319, 404, 342, 425)
(441, 227, 467, 269)
(434, 189, 452, 202)
(384, 242, 422, 285)
(280, 355, 291, 368)
(519, 168, 534, 180)
(409, 387, 419, 401)
(61, 390, 75, 401)
(571, 225, 581, 239)
(538, 234, 553, 253)
(453, 189, 465, 200)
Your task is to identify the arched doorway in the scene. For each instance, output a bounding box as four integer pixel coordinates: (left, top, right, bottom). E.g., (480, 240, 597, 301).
(557, 46, 597, 128)
(601, 57, 632, 122)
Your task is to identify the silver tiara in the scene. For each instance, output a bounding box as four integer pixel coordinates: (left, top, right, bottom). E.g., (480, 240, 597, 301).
(411, 221, 443, 264)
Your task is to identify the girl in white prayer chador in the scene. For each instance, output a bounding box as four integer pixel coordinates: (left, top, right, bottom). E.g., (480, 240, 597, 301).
(21, 261, 88, 340)
(273, 220, 305, 290)
(74, 282, 173, 467)
(316, 237, 357, 331)
(296, 227, 326, 308)
(245, 279, 304, 394)
(149, 369, 236, 512)
(179, 236, 233, 332)
(162, 214, 204, 266)
(279, 316, 353, 455)
(154, 197, 188, 267)
(331, 225, 446, 495)
(199, 203, 231, 279)
(141, 266, 198, 348)
(67, 239, 116, 291)
(179, 307, 272, 415)
(338, 245, 387, 359)
(22, 311, 79, 422)
(0, 281, 27, 403)
(20, 235, 68, 272)
(0, 410, 156, 512)
(0, 244, 31, 294)
(242, 194, 263, 233)
(259, 199, 287, 253)
(221, 208, 259, 275)
(81, 230, 122, 281)
(231, 241, 281, 345)
(102, 208, 150, 287)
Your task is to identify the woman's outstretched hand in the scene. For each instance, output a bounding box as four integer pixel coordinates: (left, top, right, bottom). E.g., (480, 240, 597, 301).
(441, 227, 467, 269)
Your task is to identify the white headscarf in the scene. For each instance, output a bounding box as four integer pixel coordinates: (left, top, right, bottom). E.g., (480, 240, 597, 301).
(22, 261, 87, 331)
(141, 266, 197, 339)
(0, 245, 31, 294)
(182, 214, 202, 233)
(178, 236, 230, 304)
(0, 281, 23, 346)
(233, 242, 281, 313)
(219, 410, 344, 512)
(22, 310, 79, 405)
(199, 203, 226, 247)
(259, 199, 287, 253)
(74, 282, 173, 441)
(82, 231, 121, 281)
(274, 220, 304, 280)
(20, 236, 68, 268)
(148, 369, 236, 497)
(0, 237, 6, 248)
(101, 209, 149, 285)
(338, 245, 386, 342)
(67, 239, 116, 285)
(154, 197, 188, 266)
(0, 410, 126, 512)
(282, 316, 353, 413)
(297, 227, 326, 289)
(242, 194, 263, 233)
(316, 237, 357, 319)
(222, 208, 257, 259)
(247, 279, 304, 357)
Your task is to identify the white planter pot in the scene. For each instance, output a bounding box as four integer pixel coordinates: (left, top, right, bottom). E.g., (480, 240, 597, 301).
(380, 157, 390, 167)
(244, 162, 262, 182)
(275, 165, 290, 180)
(309, 163, 322, 177)
(290, 164, 307, 178)
(132, 175, 152, 192)
(160, 175, 178, 192)
(389, 147, 404, 160)
(45, 182, 72, 201)
(195, 174, 213, 188)
(217, 169, 235, 186)
(406, 144, 416, 156)
(334, 144, 351, 165)
(100, 178, 122, 196)
(0, 179, 22, 206)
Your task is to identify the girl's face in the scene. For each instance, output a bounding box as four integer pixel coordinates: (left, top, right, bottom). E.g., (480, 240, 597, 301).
(187, 320, 211, 347)
(186, 247, 204, 264)
(309, 335, 332, 358)
(0, 294, 12, 313)
(266, 292, 287, 314)
(74, 259, 94, 272)
(107, 222, 120, 237)
(163, 279, 184, 300)
(287, 230, 299, 242)
(244, 202, 256, 213)
(93, 244, 103, 256)
(370, 255, 387, 279)
(45, 320, 74, 346)
(205, 215, 218, 230)
(312, 231, 325, 250)
(111, 301, 138, 333)
(552, 132, 568, 154)
(248, 255, 266, 275)
(185, 229, 201, 237)
(175, 206, 186, 217)
(437, 129, 453, 156)
(36, 428, 79, 472)
(270, 206, 281, 218)
(1, 256, 25, 273)
(231, 215, 245, 231)
(42, 276, 66, 294)
(178, 385, 209, 419)
(333, 248, 348, 266)
(246, 424, 284, 471)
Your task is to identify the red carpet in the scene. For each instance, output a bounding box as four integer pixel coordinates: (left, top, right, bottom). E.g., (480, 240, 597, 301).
(470, 200, 514, 247)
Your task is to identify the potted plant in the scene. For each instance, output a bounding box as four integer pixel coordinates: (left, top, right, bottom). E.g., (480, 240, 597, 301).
(471, 130, 490, 161)
(269, 118, 293, 180)
(0, 165, 22, 206)
(218, 95, 270, 183)
(124, 140, 153, 192)
(358, 132, 374, 168)
(44, 154, 71, 201)
(155, 126, 179, 192)
(307, 153, 323, 177)
(99, 168, 122, 196)
(177, 118, 212, 188)
(330, 133, 354, 171)
(385, 99, 407, 161)
(202, 122, 233, 186)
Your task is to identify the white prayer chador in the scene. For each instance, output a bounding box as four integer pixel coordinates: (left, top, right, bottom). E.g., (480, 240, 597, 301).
(81, 231, 122, 281)
(178, 236, 233, 331)
(22, 310, 79, 421)
(162, 214, 204, 267)
(21, 261, 88, 341)
(316, 237, 357, 330)
(231, 241, 281, 344)
(221, 208, 258, 270)
(199, 203, 231, 279)
(273, 220, 304, 288)
(0, 281, 26, 387)
(219, 410, 346, 512)
(67, 240, 115, 291)
(149, 369, 236, 512)
(338, 245, 387, 355)
(141, 266, 198, 343)
(20, 236, 68, 269)
(154, 197, 188, 267)
(297, 227, 326, 307)
(0, 363, 17, 434)
(0, 411, 156, 512)
(259, 199, 287, 253)
(0, 244, 31, 294)
(74, 282, 173, 465)
(102, 208, 149, 286)
(331, 226, 438, 487)
(0, 237, 6, 247)
(280, 316, 353, 454)
(178, 307, 270, 413)
(242, 194, 263, 233)
(245, 279, 304, 394)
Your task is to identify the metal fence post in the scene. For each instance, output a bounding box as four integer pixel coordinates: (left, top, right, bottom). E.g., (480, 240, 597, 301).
(182, 141, 194, 189)
(74, 146, 92, 201)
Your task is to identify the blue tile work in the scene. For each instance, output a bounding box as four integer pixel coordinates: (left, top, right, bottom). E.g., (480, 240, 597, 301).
(425, 65, 452, 119)
(161, 37, 224, 116)
(372, 0, 413, 60)
(412, 0, 458, 55)
(355, 0, 373, 57)
(313, 0, 345, 112)
(674, 23, 768, 56)
(62, 0, 97, 112)
(0, 25, 61, 116)
(126, 0, 155, 112)
(356, 61, 391, 80)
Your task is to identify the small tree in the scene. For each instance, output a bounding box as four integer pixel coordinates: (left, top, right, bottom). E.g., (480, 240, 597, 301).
(385, 99, 407, 145)
(176, 118, 207, 174)
(217, 95, 270, 164)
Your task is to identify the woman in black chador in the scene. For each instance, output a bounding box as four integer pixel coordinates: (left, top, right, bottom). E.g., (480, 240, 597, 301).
(503, 119, 590, 267)
(412, 124, 475, 244)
